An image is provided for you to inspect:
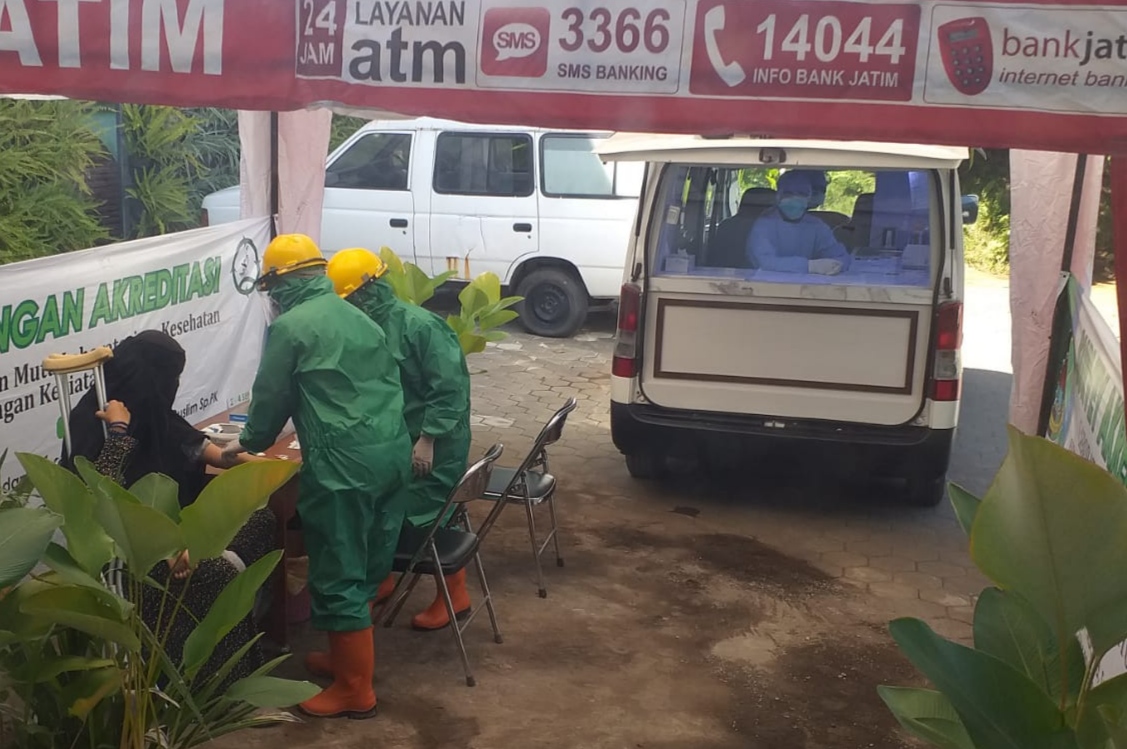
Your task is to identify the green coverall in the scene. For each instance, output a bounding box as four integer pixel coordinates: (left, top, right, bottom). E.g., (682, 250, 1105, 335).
(351, 279, 471, 528)
(240, 274, 411, 632)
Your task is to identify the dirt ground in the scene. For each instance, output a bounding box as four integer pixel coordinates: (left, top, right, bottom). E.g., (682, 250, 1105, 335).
(209, 475, 927, 749)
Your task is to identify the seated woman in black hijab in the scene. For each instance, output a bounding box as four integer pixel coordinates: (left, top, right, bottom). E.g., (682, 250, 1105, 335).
(63, 330, 276, 686)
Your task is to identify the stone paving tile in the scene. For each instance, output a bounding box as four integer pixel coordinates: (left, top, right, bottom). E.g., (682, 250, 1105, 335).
(466, 315, 990, 668)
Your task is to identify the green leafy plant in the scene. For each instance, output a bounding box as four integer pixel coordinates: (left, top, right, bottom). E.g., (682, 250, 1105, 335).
(378, 247, 456, 306)
(0, 99, 110, 264)
(377, 247, 522, 355)
(446, 272, 522, 355)
(880, 426, 1127, 749)
(0, 454, 317, 749)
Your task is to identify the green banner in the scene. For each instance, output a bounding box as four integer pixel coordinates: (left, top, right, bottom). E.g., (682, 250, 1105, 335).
(1045, 276, 1127, 485)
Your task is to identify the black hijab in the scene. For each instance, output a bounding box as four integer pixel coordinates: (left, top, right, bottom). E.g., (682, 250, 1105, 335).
(63, 330, 207, 507)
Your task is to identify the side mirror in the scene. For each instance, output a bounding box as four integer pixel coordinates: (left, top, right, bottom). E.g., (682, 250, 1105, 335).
(962, 194, 980, 225)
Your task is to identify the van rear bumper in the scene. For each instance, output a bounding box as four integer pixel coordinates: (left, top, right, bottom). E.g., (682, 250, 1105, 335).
(610, 401, 954, 478)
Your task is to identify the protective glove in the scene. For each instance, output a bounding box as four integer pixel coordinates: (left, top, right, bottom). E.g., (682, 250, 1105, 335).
(220, 438, 248, 468)
(412, 436, 435, 477)
(808, 258, 844, 276)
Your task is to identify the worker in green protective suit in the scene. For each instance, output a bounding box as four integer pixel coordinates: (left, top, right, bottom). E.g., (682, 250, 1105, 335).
(326, 247, 473, 631)
(222, 234, 410, 720)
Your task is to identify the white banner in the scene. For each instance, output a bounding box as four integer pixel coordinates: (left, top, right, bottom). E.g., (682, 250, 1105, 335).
(0, 219, 272, 490)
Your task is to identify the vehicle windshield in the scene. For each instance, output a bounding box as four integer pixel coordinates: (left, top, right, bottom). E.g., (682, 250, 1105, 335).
(650, 165, 936, 289)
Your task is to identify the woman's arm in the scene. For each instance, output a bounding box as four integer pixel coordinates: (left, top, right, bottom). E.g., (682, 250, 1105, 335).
(201, 441, 268, 469)
(90, 400, 138, 482)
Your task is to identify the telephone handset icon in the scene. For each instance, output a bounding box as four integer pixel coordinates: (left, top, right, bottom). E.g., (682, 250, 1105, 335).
(704, 6, 746, 87)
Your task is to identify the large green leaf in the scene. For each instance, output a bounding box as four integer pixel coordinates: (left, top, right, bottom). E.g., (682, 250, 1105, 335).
(888, 617, 1078, 749)
(182, 550, 281, 678)
(180, 461, 296, 562)
(16, 453, 113, 576)
(20, 585, 140, 651)
(877, 686, 975, 749)
(471, 271, 502, 303)
(970, 427, 1127, 661)
(13, 655, 116, 684)
(948, 483, 981, 539)
(458, 283, 488, 316)
(129, 472, 181, 522)
(478, 309, 519, 331)
(42, 543, 131, 618)
(0, 577, 54, 638)
(0, 507, 61, 587)
(91, 474, 183, 575)
(973, 587, 1085, 706)
(223, 675, 319, 708)
(59, 665, 121, 718)
(1099, 705, 1127, 749)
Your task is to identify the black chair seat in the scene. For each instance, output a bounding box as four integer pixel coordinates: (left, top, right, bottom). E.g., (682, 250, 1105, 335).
(483, 467, 556, 502)
(393, 526, 478, 576)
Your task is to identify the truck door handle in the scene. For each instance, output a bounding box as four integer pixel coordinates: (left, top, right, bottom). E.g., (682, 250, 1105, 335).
(513, 222, 532, 233)
(390, 218, 409, 228)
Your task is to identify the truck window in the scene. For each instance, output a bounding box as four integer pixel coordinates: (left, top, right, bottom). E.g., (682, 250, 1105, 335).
(650, 165, 935, 289)
(540, 134, 641, 199)
(325, 132, 412, 190)
(433, 132, 534, 197)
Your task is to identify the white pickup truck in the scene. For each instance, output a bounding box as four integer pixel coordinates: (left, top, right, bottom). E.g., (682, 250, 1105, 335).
(202, 117, 643, 337)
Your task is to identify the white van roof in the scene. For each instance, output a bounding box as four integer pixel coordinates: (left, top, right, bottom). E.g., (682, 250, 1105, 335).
(357, 116, 610, 138)
(596, 134, 968, 169)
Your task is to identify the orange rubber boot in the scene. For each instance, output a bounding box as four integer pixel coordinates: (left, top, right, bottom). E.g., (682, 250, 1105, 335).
(410, 569, 471, 631)
(298, 628, 377, 719)
(375, 574, 397, 604)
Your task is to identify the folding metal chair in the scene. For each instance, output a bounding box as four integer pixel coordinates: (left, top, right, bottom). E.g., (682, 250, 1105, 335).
(480, 398, 577, 598)
(375, 443, 509, 687)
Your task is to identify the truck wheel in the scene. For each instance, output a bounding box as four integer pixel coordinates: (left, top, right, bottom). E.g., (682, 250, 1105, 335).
(625, 452, 666, 480)
(904, 474, 948, 508)
(517, 268, 588, 338)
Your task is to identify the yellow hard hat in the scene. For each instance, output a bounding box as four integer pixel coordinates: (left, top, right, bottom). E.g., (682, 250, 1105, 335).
(326, 248, 388, 298)
(257, 234, 327, 289)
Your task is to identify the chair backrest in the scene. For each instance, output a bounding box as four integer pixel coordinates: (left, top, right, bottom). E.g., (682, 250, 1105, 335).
(399, 443, 504, 571)
(534, 396, 577, 453)
(474, 398, 577, 541)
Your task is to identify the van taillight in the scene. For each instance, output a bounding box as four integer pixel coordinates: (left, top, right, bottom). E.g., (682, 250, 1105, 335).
(612, 283, 640, 378)
(200, 209, 209, 227)
(930, 301, 963, 402)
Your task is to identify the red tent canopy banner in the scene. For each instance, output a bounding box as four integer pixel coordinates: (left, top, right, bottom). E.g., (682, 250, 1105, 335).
(1, 0, 1127, 152)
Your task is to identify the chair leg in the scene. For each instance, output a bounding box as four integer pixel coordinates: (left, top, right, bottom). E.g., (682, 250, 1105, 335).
(381, 571, 424, 628)
(523, 499, 547, 598)
(472, 551, 503, 644)
(434, 548, 475, 687)
(546, 490, 564, 568)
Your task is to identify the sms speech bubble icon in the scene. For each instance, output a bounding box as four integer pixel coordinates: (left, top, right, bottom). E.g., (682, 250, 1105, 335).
(493, 22, 542, 61)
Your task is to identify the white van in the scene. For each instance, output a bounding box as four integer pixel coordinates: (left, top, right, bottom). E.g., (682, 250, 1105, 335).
(599, 135, 977, 506)
(201, 117, 644, 337)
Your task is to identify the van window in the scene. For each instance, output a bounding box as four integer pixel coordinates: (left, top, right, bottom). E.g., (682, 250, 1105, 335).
(650, 165, 934, 289)
(434, 132, 534, 197)
(541, 134, 642, 199)
(325, 132, 412, 190)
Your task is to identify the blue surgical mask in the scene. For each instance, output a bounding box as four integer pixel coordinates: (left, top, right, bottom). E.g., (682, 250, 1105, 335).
(778, 197, 808, 221)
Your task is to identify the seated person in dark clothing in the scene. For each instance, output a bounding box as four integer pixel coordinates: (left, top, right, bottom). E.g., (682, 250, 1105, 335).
(63, 330, 276, 686)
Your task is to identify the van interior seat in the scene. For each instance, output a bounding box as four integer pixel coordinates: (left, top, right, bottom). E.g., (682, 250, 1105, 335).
(706, 187, 777, 268)
(809, 210, 850, 229)
(833, 193, 875, 250)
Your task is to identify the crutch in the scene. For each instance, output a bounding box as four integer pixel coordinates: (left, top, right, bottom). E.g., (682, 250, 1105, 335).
(42, 347, 114, 458)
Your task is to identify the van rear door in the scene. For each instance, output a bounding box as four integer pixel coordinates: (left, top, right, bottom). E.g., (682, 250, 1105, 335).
(635, 157, 948, 427)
